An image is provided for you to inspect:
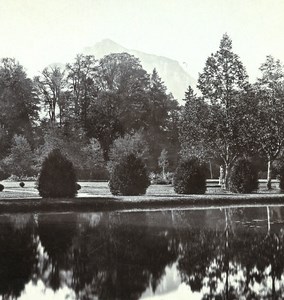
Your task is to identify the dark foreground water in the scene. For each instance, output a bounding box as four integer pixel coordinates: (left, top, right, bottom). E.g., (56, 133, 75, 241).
(1, 206, 284, 299)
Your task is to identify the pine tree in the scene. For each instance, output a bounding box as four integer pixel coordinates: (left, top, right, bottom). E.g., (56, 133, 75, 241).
(197, 33, 249, 187)
(179, 85, 210, 160)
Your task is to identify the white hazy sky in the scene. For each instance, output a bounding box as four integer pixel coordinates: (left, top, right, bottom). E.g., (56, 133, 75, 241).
(0, 0, 283, 81)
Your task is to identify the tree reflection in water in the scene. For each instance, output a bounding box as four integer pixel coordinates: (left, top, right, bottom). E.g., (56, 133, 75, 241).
(72, 212, 178, 300)
(0, 214, 37, 299)
(2, 208, 284, 299)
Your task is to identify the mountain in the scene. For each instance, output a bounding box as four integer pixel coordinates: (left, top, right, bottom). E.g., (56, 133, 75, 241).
(83, 39, 196, 103)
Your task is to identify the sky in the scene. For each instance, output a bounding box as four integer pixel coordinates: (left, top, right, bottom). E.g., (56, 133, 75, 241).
(0, 0, 284, 81)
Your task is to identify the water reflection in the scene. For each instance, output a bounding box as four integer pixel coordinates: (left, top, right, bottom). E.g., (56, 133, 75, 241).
(1, 207, 284, 299)
(0, 214, 37, 299)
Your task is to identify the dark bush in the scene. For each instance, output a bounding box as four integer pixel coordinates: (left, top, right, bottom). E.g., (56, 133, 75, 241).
(37, 149, 77, 198)
(19, 182, 25, 188)
(0, 168, 9, 181)
(173, 157, 206, 194)
(229, 158, 258, 193)
(76, 183, 81, 191)
(0, 184, 4, 192)
(109, 153, 150, 196)
(277, 163, 284, 192)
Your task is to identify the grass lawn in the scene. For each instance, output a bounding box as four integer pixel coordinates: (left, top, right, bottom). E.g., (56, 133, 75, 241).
(0, 179, 281, 200)
(0, 180, 283, 213)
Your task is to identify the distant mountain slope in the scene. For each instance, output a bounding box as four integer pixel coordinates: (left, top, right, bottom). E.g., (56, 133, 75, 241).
(83, 39, 196, 103)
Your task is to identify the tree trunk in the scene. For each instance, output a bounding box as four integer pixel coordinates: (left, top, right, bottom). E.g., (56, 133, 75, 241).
(266, 206, 271, 235)
(162, 166, 166, 180)
(267, 159, 272, 190)
(224, 209, 230, 300)
(209, 160, 213, 179)
(219, 165, 224, 186)
(103, 148, 109, 162)
(224, 163, 230, 190)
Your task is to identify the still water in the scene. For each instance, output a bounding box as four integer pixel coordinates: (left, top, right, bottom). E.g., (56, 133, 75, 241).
(1, 206, 284, 299)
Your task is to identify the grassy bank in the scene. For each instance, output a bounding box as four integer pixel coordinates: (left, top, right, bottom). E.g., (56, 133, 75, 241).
(0, 180, 283, 213)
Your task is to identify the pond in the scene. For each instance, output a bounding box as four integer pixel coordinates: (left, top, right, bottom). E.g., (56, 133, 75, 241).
(1, 206, 284, 299)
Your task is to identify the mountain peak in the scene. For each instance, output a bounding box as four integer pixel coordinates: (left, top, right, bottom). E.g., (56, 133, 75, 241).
(84, 39, 127, 57)
(96, 38, 122, 48)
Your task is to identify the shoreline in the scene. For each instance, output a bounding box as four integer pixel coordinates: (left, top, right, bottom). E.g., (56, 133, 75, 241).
(1, 193, 284, 213)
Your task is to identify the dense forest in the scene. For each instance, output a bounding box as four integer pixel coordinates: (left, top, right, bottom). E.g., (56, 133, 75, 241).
(0, 34, 284, 187)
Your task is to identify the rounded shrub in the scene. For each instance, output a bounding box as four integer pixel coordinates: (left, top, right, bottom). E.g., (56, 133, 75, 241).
(19, 181, 25, 188)
(38, 149, 77, 198)
(229, 158, 258, 193)
(173, 157, 206, 194)
(0, 184, 4, 192)
(109, 153, 150, 196)
(76, 183, 81, 191)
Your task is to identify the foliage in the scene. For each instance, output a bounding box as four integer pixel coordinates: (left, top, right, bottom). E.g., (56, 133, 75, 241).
(229, 158, 258, 193)
(158, 149, 169, 180)
(86, 92, 125, 161)
(66, 54, 98, 129)
(198, 33, 248, 104)
(0, 217, 37, 298)
(144, 69, 181, 171)
(0, 162, 9, 181)
(0, 184, 4, 191)
(109, 153, 150, 195)
(150, 172, 173, 185)
(36, 127, 105, 179)
(276, 160, 284, 191)
(34, 66, 68, 126)
(86, 55, 180, 166)
(197, 34, 249, 187)
(0, 58, 39, 158)
(108, 130, 149, 172)
(179, 85, 211, 161)
(86, 53, 149, 160)
(254, 56, 284, 189)
(2, 135, 37, 178)
(173, 157, 206, 194)
(37, 149, 78, 198)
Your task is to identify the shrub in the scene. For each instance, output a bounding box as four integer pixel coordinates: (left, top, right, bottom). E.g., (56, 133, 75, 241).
(229, 158, 258, 193)
(37, 149, 77, 198)
(109, 153, 150, 196)
(76, 183, 81, 191)
(0, 184, 4, 192)
(277, 163, 284, 192)
(19, 182, 25, 188)
(0, 168, 8, 181)
(173, 157, 206, 194)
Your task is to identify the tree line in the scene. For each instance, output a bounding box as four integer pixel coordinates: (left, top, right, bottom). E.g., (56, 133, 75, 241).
(0, 53, 180, 180)
(0, 33, 284, 187)
(180, 33, 284, 189)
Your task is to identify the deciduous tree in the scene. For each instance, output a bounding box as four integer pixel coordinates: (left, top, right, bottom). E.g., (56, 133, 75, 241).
(86, 53, 149, 160)
(254, 56, 284, 189)
(0, 58, 39, 156)
(66, 55, 98, 129)
(2, 135, 36, 178)
(34, 66, 68, 126)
